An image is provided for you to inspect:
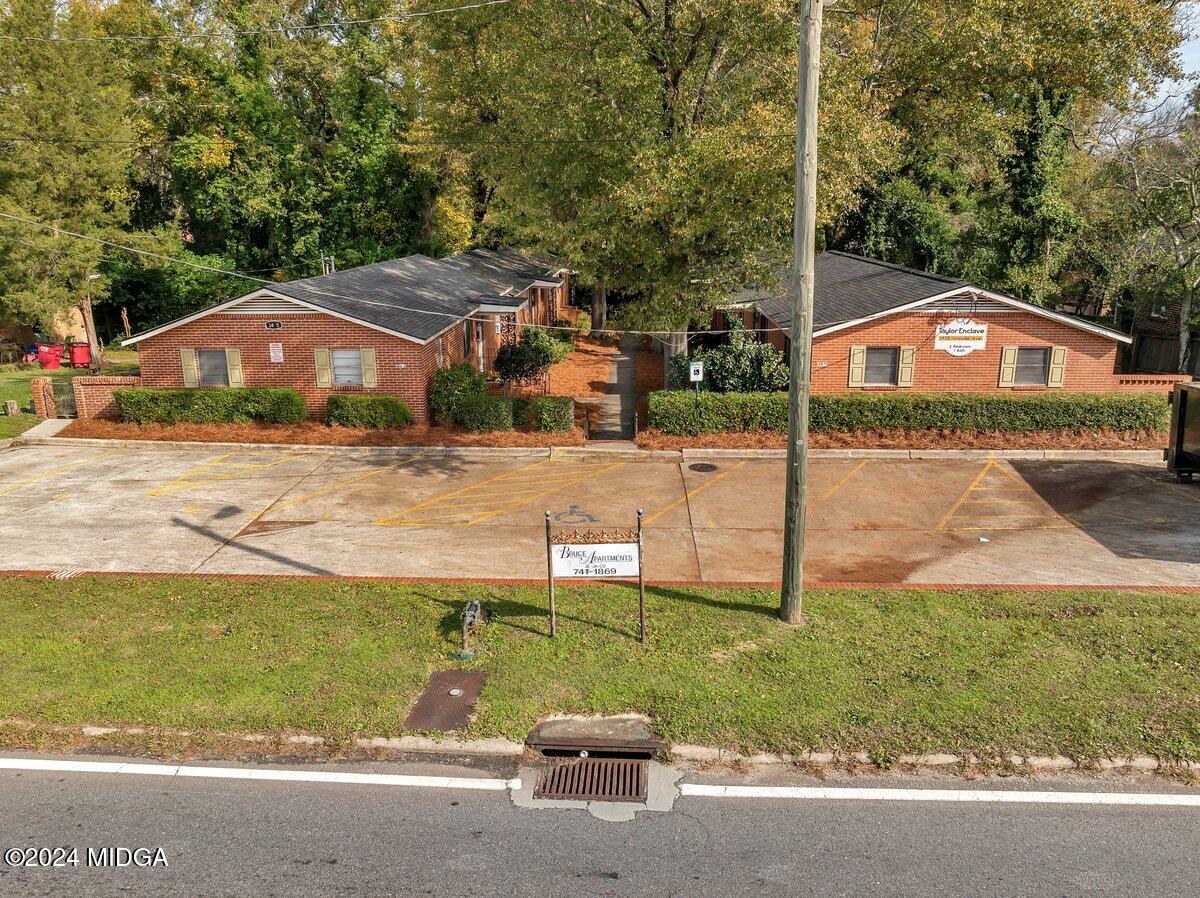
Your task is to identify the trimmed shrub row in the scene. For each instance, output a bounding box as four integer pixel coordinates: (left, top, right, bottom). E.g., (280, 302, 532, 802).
(431, 364, 487, 426)
(114, 387, 307, 425)
(514, 395, 575, 432)
(326, 393, 414, 428)
(458, 394, 514, 431)
(647, 391, 1171, 436)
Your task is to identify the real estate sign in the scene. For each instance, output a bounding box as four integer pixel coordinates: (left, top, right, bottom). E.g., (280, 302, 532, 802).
(935, 319, 988, 356)
(550, 543, 640, 578)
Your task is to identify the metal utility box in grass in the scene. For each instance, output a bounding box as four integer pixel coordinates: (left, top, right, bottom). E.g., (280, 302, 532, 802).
(1165, 382, 1200, 483)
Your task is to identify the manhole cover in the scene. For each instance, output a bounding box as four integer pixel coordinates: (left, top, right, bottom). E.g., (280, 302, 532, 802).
(404, 670, 486, 731)
(688, 462, 718, 473)
(534, 757, 647, 803)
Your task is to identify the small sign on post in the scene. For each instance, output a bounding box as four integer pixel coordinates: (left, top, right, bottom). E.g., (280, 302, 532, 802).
(545, 509, 647, 644)
(689, 360, 704, 384)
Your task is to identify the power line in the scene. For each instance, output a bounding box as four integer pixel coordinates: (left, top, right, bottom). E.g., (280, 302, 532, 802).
(0, 0, 513, 43)
(0, 210, 787, 339)
(0, 131, 795, 150)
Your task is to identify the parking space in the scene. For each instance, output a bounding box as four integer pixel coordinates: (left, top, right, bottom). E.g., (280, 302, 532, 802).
(0, 443, 1195, 585)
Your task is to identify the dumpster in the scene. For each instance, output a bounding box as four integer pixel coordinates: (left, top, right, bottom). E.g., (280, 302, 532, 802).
(1165, 381, 1200, 484)
(36, 342, 64, 370)
(68, 342, 91, 369)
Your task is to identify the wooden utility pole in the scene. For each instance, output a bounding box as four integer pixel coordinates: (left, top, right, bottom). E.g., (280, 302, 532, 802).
(780, 0, 825, 624)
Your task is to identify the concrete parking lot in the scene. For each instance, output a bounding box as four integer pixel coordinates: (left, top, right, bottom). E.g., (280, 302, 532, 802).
(0, 441, 1196, 585)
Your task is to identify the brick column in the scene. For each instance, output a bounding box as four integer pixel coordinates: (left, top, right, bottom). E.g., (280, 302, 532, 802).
(29, 377, 56, 418)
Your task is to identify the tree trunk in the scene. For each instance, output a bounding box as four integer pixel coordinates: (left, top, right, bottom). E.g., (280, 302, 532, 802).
(80, 294, 102, 371)
(1181, 287, 1195, 376)
(591, 282, 608, 331)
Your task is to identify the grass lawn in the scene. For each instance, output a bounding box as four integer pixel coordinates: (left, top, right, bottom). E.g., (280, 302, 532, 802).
(0, 351, 138, 439)
(1, 576, 1197, 763)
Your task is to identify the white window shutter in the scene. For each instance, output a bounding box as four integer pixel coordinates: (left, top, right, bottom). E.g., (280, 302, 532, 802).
(999, 346, 1018, 388)
(180, 348, 199, 387)
(848, 346, 866, 388)
(1047, 346, 1067, 388)
(898, 347, 916, 388)
(314, 348, 332, 388)
(361, 348, 378, 388)
(225, 348, 244, 387)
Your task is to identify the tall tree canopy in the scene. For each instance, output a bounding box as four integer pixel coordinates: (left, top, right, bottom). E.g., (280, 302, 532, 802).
(0, 0, 136, 345)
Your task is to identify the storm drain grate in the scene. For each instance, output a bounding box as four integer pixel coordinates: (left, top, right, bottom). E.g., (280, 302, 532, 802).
(534, 757, 648, 802)
(688, 462, 719, 473)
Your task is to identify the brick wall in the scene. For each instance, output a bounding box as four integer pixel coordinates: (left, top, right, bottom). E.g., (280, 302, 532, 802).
(809, 310, 1132, 393)
(1113, 373, 1194, 392)
(138, 313, 457, 422)
(73, 375, 142, 419)
(29, 377, 54, 418)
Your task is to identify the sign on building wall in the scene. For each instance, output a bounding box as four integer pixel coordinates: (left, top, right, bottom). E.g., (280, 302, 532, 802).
(935, 319, 988, 356)
(269, 343, 284, 363)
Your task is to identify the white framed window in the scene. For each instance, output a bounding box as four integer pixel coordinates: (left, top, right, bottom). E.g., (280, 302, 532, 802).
(494, 319, 502, 335)
(864, 347, 899, 386)
(197, 349, 230, 387)
(1014, 347, 1050, 386)
(331, 349, 364, 386)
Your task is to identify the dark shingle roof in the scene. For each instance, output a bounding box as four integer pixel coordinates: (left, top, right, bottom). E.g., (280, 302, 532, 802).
(264, 248, 562, 341)
(746, 251, 968, 333)
(127, 247, 564, 346)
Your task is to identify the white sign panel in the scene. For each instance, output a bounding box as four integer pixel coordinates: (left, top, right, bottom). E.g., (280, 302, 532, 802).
(269, 342, 284, 363)
(935, 319, 988, 357)
(689, 361, 704, 382)
(551, 543, 640, 578)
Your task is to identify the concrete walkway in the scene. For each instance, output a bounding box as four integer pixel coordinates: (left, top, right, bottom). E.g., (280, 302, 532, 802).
(587, 337, 638, 440)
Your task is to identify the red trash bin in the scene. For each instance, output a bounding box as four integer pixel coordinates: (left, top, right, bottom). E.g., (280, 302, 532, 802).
(36, 343, 65, 370)
(68, 342, 91, 369)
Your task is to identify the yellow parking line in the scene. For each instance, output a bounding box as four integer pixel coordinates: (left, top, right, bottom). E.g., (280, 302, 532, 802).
(377, 460, 626, 527)
(644, 460, 748, 527)
(270, 457, 422, 512)
(936, 461, 995, 531)
(0, 448, 122, 497)
(814, 458, 870, 505)
(148, 450, 312, 497)
(1126, 465, 1200, 506)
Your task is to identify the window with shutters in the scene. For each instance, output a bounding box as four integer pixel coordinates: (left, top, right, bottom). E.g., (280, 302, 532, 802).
(1014, 347, 1051, 386)
(197, 349, 230, 387)
(864, 347, 900, 386)
(331, 349, 364, 386)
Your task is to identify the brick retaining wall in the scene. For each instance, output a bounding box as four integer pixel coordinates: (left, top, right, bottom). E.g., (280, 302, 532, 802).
(29, 377, 55, 418)
(72, 375, 142, 419)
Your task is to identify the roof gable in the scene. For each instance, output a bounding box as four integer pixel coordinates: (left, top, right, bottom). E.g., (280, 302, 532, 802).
(125, 247, 559, 346)
(750, 252, 1131, 345)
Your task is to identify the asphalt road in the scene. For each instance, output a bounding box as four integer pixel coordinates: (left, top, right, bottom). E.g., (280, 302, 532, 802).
(2, 759, 1198, 897)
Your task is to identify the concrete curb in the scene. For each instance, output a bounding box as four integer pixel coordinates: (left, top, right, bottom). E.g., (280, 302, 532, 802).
(669, 744, 1195, 774)
(7, 721, 1194, 777)
(10, 432, 1167, 464)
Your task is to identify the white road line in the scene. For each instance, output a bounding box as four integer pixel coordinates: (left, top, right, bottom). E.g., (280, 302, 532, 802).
(680, 783, 1200, 807)
(0, 758, 518, 792)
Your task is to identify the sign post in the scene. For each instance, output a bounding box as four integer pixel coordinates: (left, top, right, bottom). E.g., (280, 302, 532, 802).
(689, 360, 704, 396)
(545, 509, 646, 644)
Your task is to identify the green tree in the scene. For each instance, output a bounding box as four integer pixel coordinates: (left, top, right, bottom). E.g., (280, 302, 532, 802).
(0, 0, 136, 359)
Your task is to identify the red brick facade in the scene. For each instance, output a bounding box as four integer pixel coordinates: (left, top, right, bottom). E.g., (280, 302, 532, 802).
(717, 305, 1172, 394)
(809, 310, 1123, 393)
(128, 276, 570, 422)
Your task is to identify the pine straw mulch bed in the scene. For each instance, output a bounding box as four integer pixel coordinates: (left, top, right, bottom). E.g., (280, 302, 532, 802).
(634, 338, 665, 394)
(545, 336, 618, 398)
(60, 418, 587, 448)
(637, 428, 1169, 452)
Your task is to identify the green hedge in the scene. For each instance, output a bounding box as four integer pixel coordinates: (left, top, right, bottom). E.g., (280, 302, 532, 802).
(514, 395, 575, 432)
(430, 363, 487, 425)
(114, 387, 307, 425)
(326, 394, 414, 428)
(647, 391, 1171, 436)
(458, 394, 514, 432)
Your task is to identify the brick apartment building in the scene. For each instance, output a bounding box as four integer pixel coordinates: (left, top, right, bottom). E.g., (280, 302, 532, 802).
(118, 248, 570, 422)
(717, 252, 1183, 393)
